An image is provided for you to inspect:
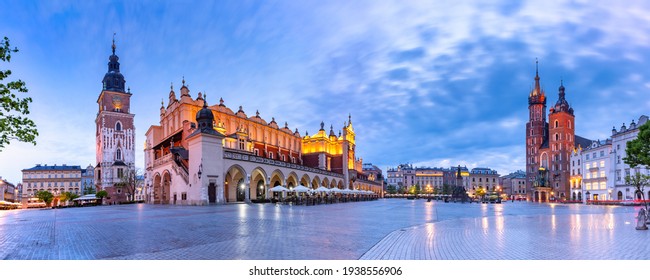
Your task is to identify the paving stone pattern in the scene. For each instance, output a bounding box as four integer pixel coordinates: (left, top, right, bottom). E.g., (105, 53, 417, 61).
(0, 200, 646, 260)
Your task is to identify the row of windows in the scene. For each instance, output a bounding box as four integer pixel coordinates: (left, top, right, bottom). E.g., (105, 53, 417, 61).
(585, 171, 606, 179)
(252, 149, 297, 164)
(25, 173, 82, 179)
(472, 177, 497, 183)
(553, 120, 572, 129)
(25, 182, 80, 187)
(585, 151, 606, 160)
(585, 161, 606, 169)
(585, 182, 607, 190)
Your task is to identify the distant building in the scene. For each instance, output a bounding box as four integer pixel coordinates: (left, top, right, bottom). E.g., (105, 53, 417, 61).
(134, 175, 146, 201)
(500, 170, 526, 200)
(443, 166, 470, 189)
(568, 115, 649, 203)
(21, 164, 82, 205)
(469, 168, 500, 196)
(610, 115, 649, 200)
(362, 163, 384, 189)
(15, 183, 23, 201)
(574, 140, 612, 202)
(81, 164, 95, 195)
(387, 164, 410, 188)
(387, 164, 480, 193)
(0, 177, 17, 202)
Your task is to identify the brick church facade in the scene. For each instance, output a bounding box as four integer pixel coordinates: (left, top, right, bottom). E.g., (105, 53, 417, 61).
(525, 62, 591, 202)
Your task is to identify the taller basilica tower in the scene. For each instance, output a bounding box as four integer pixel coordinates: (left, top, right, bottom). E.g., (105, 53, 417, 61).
(95, 37, 135, 204)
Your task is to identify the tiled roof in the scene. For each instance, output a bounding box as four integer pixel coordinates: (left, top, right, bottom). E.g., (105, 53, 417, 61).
(22, 165, 81, 171)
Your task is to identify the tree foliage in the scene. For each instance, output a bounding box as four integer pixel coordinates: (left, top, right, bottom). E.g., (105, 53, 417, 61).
(0, 36, 38, 151)
(475, 187, 486, 198)
(625, 173, 650, 214)
(624, 121, 650, 168)
(35, 190, 53, 206)
(60, 192, 80, 205)
(386, 184, 397, 194)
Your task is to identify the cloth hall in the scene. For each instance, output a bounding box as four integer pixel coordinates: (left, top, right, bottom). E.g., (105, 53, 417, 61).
(144, 81, 383, 205)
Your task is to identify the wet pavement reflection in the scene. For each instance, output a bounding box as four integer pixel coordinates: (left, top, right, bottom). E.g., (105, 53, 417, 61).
(0, 199, 643, 259)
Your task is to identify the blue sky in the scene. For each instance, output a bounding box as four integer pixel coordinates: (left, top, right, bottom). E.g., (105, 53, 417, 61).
(1, 0, 649, 184)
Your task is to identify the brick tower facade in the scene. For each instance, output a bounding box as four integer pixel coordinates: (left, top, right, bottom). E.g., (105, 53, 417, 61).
(525, 61, 588, 202)
(547, 81, 574, 199)
(95, 37, 135, 204)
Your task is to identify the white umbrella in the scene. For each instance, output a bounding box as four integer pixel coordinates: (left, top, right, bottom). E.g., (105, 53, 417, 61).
(74, 194, 100, 201)
(269, 186, 289, 192)
(315, 186, 331, 193)
(330, 188, 343, 193)
(292, 185, 311, 193)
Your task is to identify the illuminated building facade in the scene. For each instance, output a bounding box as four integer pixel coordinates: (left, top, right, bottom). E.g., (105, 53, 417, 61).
(611, 115, 649, 200)
(144, 81, 382, 205)
(21, 164, 82, 205)
(570, 140, 612, 202)
(0, 177, 16, 203)
(499, 170, 527, 200)
(525, 61, 591, 202)
(469, 167, 500, 196)
(95, 38, 135, 204)
(387, 164, 410, 188)
(387, 164, 473, 192)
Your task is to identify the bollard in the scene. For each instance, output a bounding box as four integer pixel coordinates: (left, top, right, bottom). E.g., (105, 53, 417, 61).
(636, 208, 648, 230)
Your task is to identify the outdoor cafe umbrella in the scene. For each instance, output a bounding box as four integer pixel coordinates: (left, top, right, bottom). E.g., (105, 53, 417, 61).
(315, 186, 331, 193)
(329, 188, 343, 193)
(292, 185, 311, 193)
(269, 186, 289, 192)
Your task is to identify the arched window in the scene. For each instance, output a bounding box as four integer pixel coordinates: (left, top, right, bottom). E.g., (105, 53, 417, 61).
(568, 120, 572, 128)
(116, 149, 122, 160)
(115, 121, 122, 131)
(555, 134, 559, 141)
(554, 120, 559, 128)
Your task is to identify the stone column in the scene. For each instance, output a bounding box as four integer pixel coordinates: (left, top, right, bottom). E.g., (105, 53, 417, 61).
(245, 175, 251, 203)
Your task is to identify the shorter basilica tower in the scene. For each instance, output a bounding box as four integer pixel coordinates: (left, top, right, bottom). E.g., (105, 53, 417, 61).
(95, 36, 135, 204)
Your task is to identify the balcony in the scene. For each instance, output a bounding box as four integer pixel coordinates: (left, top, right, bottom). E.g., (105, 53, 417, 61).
(153, 153, 173, 168)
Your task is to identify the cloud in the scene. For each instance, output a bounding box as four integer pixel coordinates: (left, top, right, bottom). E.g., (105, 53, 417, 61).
(1, 0, 649, 183)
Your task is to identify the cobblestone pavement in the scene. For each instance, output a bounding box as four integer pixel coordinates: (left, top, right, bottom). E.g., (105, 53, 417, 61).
(0, 199, 645, 260)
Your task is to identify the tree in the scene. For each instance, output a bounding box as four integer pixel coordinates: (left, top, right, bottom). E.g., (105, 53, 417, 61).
(408, 184, 421, 195)
(114, 168, 143, 201)
(35, 190, 53, 207)
(626, 173, 650, 215)
(386, 185, 397, 194)
(96, 190, 108, 205)
(624, 121, 650, 168)
(623, 122, 650, 218)
(0, 36, 38, 151)
(60, 192, 79, 206)
(475, 187, 487, 200)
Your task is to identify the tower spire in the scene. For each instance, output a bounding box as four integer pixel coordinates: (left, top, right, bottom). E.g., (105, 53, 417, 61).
(102, 33, 126, 92)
